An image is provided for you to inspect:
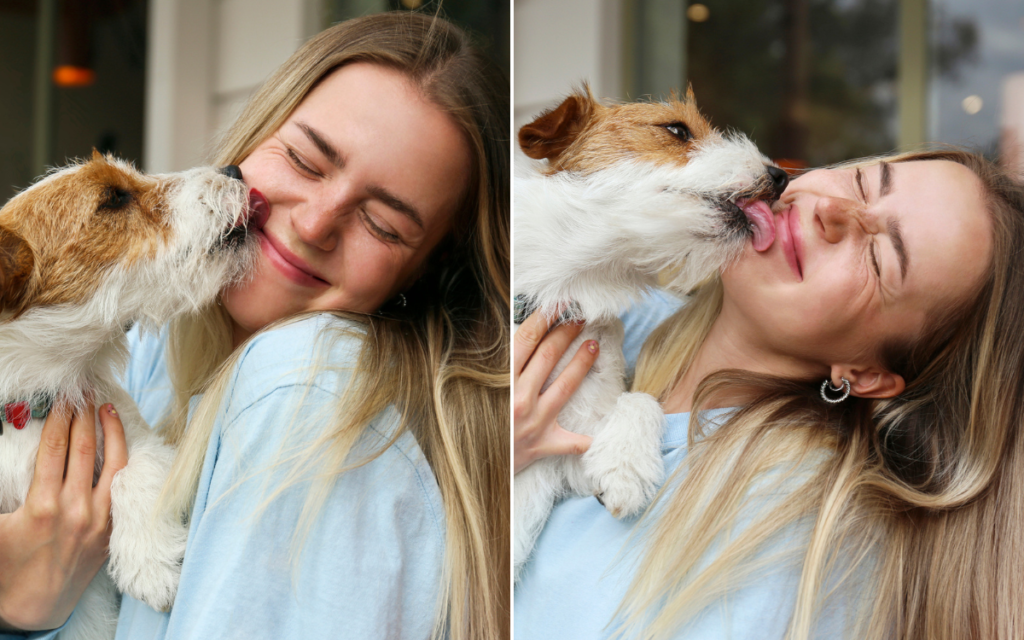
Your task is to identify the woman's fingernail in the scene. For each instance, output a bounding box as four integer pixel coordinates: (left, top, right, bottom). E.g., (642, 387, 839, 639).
(107, 404, 118, 416)
(587, 340, 598, 353)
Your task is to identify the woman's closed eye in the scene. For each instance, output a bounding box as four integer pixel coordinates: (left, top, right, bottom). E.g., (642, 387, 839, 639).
(361, 209, 402, 243)
(852, 167, 883, 280)
(869, 240, 882, 279)
(286, 146, 324, 179)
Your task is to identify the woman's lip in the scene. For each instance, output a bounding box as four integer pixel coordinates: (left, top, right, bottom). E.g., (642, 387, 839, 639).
(259, 229, 330, 288)
(779, 205, 803, 281)
(789, 205, 804, 279)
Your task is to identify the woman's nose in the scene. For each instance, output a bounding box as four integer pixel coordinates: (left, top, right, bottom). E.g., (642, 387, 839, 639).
(817, 196, 872, 244)
(292, 204, 342, 252)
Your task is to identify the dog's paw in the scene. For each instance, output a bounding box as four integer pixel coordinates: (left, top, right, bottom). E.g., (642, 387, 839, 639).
(583, 436, 664, 519)
(107, 506, 186, 612)
(107, 435, 187, 612)
(583, 392, 665, 519)
(108, 551, 181, 612)
(587, 457, 662, 518)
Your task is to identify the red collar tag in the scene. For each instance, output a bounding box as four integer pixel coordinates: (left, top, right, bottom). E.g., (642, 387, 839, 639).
(4, 402, 30, 429)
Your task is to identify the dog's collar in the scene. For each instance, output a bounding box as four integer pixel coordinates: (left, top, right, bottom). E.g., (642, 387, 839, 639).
(513, 295, 538, 324)
(513, 295, 583, 325)
(0, 394, 53, 435)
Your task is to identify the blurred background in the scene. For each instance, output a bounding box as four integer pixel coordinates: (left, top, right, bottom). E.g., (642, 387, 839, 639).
(515, 0, 1024, 177)
(0, 0, 508, 200)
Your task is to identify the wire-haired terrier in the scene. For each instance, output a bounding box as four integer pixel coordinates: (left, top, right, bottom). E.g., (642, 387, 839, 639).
(0, 151, 265, 638)
(513, 87, 788, 578)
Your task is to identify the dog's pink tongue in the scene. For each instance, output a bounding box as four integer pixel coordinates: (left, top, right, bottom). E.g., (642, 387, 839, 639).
(739, 199, 775, 252)
(247, 189, 270, 230)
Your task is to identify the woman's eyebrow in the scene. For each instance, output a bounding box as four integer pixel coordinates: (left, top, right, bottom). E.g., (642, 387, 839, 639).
(888, 217, 909, 282)
(879, 161, 893, 197)
(367, 185, 424, 229)
(296, 122, 344, 169)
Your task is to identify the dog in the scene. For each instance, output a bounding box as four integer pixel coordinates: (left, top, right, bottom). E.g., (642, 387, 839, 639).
(0, 151, 262, 638)
(513, 87, 787, 578)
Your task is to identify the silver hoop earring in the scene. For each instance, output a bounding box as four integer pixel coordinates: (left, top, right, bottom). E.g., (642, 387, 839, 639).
(820, 377, 851, 403)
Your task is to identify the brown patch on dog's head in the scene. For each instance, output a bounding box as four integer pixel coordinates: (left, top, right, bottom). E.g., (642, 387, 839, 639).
(519, 85, 717, 175)
(0, 151, 173, 315)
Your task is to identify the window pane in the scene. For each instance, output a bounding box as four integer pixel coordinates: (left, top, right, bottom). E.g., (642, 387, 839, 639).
(685, 0, 900, 167)
(929, 0, 1024, 177)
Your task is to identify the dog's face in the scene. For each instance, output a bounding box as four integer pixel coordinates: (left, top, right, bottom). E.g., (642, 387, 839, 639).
(0, 152, 256, 323)
(520, 87, 719, 176)
(514, 87, 786, 319)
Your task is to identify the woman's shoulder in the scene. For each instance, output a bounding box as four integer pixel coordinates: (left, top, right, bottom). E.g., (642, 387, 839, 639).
(140, 315, 445, 639)
(215, 313, 442, 532)
(218, 314, 363, 421)
(234, 313, 365, 377)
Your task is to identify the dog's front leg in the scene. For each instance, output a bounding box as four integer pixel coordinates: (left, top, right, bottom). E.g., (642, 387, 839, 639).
(582, 392, 665, 519)
(103, 389, 186, 612)
(513, 458, 566, 581)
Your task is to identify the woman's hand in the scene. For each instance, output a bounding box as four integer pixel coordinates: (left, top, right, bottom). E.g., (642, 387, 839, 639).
(0, 403, 128, 632)
(514, 310, 600, 473)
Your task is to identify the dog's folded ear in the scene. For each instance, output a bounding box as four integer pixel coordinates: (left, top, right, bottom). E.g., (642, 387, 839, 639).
(519, 90, 596, 162)
(0, 226, 34, 313)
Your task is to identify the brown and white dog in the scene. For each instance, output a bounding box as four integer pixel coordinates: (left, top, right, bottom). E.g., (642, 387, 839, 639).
(0, 152, 262, 638)
(513, 88, 787, 578)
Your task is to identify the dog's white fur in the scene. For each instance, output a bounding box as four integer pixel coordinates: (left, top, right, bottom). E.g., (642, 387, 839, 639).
(0, 159, 256, 639)
(514, 130, 776, 578)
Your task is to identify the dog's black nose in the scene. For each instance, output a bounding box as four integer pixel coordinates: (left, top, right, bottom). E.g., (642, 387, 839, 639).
(219, 165, 243, 181)
(766, 165, 789, 200)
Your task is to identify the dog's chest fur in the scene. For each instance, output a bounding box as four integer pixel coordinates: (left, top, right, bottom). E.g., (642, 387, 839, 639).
(0, 420, 49, 512)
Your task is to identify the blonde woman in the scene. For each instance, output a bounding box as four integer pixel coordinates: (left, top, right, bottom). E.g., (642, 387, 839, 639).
(1, 12, 508, 640)
(515, 149, 1024, 639)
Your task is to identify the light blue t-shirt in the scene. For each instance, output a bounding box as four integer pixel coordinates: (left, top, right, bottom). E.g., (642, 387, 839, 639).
(116, 315, 446, 639)
(514, 291, 855, 639)
(4, 314, 445, 640)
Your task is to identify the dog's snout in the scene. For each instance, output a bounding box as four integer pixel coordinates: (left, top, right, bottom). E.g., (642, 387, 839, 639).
(219, 165, 243, 181)
(766, 165, 788, 201)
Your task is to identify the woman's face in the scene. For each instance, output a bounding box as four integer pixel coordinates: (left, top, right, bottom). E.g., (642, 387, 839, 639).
(720, 159, 992, 388)
(223, 62, 471, 343)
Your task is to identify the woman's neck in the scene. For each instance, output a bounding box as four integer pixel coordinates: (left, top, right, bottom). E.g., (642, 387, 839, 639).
(231, 319, 253, 350)
(660, 312, 822, 414)
(661, 318, 753, 414)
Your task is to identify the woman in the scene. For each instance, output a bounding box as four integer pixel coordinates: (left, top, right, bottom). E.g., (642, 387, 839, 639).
(1, 11, 508, 640)
(515, 149, 1024, 639)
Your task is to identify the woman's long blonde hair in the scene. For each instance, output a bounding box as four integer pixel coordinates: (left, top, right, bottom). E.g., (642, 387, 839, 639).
(625, 149, 1024, 640)
(155, 13, 508, 640)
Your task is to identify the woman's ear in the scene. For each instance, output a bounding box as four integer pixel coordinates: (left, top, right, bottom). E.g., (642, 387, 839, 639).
(830, 364, 906, 399)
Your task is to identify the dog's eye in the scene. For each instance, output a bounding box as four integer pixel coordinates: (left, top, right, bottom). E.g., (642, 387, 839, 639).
(663, 123, 693, 142)
(99, 187, 133, 211)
